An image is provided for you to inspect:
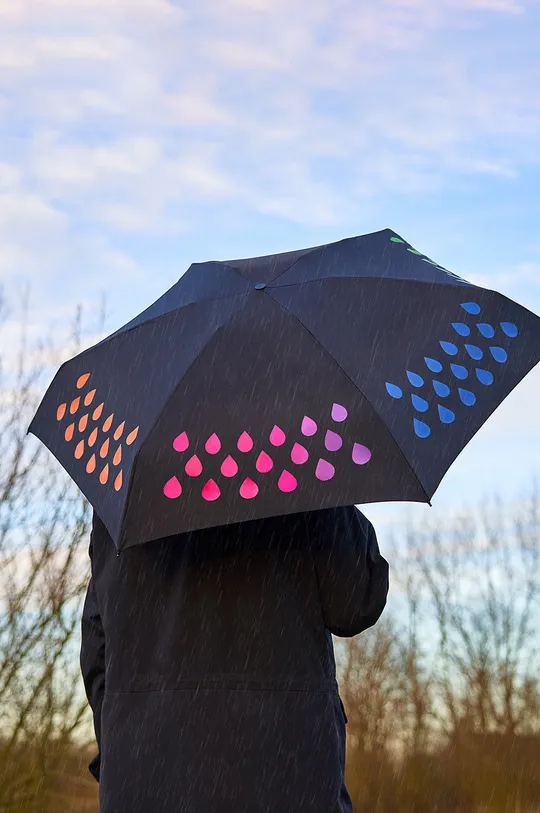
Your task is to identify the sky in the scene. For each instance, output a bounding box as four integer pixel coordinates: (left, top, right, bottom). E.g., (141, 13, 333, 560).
(1, 0, 540, 541)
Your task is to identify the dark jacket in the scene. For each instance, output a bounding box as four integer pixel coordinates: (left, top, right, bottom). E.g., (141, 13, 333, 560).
(80, 505, 389, 813)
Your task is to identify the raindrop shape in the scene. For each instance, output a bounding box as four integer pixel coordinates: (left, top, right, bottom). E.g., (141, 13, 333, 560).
(465, 344, 483, 360)
(386, 383, 403, 399)
(331, 403, 348, 422)
(459, 388, 476, 406)
(490, 346, 507, 363)
(99, 464, 109, 485)
(113, 445, 122, 466)
(461, 302, 481, 315)
(407, 371, 424, 387)
(501, 322, 518, 338)
(269, 425, 286, 446)
(88, 428, 98, 447)
(239, 477, 259, 499)
(65, 423, 75, 442)
(113, 421, 125, 441)
(103, 413, 114, 433)
(407, 248, 423, 255)
(315, 459, 335, 481)
(202, 479, 221, 501)
(77, 373, 91, 389)
(476, 368, 494, 386)
(237, 431, 253, 452)
(451, 364, 469, 380)
(114, 470, 123, 492)
(325, 430, 343, 451)
(92, 403, 104, 421)
(221, 455, 238, 477)
(70, 397, 81, 414)
(433, 380, 450, 398)
(75, 440, 85, 459)
(438, 405, 455, 424)
(278, 469, 298, 491)
(425, 357, 443, 373)
(78, 413, 89, 432)
(84, 389, 96, 407)
(411, 394, 429, 413)
(56, 403, 67, 421)
(452, 322, 470, 337)
(100, 438, 110, 458)
(390, 237, 404, 243)
(352, 444, 372, 465)
(86, 454, 96, 474)
(173, 432, 189, 452)
(185, 455, 203, 477)
(301, 416, 317, 436)
(477, 323, 495, 338)
(291, 443, 309, 464)
(126, 426, 139, 445)
(440, 341, 458, 356)
(414, 419, 431, 439)
(163, 476, 182, 499)
(256, 451, 274, 473)
(205, 433, 221, 454)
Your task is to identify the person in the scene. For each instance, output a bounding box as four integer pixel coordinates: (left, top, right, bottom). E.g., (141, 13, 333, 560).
(80, 504, 389, 813)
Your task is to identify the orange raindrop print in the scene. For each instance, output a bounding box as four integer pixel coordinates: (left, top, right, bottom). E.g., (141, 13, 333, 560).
(77, 373, 91, 389)
(75, 440, 85, 459)
(86, 454, 96, 474)
(113, 445, 122, 466)
(70, 396, 81, 414)
(56, 403, 67, 421)
(113, 421, 125, 441)
(88, 427, 98, 447)
(114, 470, 123, 491)
(92, 403, 104, 421)
(64, 423, 75, 442)
(84, 389, 96, 407)
(100, 438, 110, 458)
(99, 464, 109, 484)
(78, 413, 89, 432)
(126, 426, 139, 446)
(103, 413, 114, 433)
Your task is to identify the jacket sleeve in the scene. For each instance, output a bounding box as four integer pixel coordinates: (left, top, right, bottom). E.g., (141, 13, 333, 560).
(306, 505, 390, 638)
(80, 514, 106, 782)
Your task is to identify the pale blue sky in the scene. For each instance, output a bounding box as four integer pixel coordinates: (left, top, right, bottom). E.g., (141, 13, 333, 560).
(1, 0, 539, 536)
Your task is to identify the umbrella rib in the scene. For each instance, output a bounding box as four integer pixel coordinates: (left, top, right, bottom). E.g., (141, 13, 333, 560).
(269, 276, 474, 292)
(265, 290, 432, 505)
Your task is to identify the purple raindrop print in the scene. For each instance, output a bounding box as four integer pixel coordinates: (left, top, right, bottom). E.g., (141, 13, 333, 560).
(173, 432, 189, 452)
(291, 443, 309, 465)
(269, 425, 286, 446)
(352, 443, 372, 465)
(331, 403, 348, 422)
(325, 430, 343, 452)
(185, 454, 203, 477)
(256, 451, 274, 473)
(240, 477, 259, 499)
(220, 455, 238, 477)
(237, 431, 254, 452)
(163, 476, 182, 499)
(278, 470, 298, 492)
(205, 433, 221, 455)
(315, 459, 335, 481)
(202, 479, 220, 501)
(301, 416, 317, 436)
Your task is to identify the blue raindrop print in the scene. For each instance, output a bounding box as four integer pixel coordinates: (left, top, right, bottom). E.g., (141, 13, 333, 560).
(433, 380, 450, 398)
(414, 419, 431, 438)
(386, 383, 403, 399)
(461, 302, 481, 315)
(477, 323, 495, 339)
(440, 341, 458, 356)
(412, 394, 429, 413)
(465, 344, 483, 360)
(452, 322, 471, 337)
(476, 368, 493, 385)
(438, 405, 455, 424)
(459, 388, 476, 406)
(451, 364, 469, 380)
(501, 322, 518, 338)
(425, 357, 443, 373)
(407, 371, 425, 387)
(490, 346, 508, 363)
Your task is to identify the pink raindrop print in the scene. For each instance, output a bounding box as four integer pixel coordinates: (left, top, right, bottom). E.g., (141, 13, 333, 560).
(205, 433, 221, 455)
(237, 431, 253, 452)
(278, 470, 297, 492)
(315, 458, 335, 481)
(269, 425, 286, 446)
(163, 476, 182, 499)
(185, 454, 203, 477)
(301, 416, 317, 436)
(202, 479, 220, 501)
(77, 373, 91, 389)
(173, 432, 189, 453)
(352, 443, 372, 465)
(290, 443, 309, 465)
(57, 403, 67, 421)
(221, 455, 238, 477)
(331, 403, 348, 422)
(256, 451, 273, 473)
(240, 477, 259, 499)
(325, 430, 343, 452)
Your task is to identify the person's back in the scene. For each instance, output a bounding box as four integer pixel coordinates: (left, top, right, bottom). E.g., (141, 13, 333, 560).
(81, 505, 389, 813)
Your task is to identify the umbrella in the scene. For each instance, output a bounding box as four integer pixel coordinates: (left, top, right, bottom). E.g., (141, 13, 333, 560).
(27, 228, 540, 552)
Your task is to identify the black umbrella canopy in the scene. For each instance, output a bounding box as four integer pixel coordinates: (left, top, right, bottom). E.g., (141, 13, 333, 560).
(28, 228, 540, 552)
